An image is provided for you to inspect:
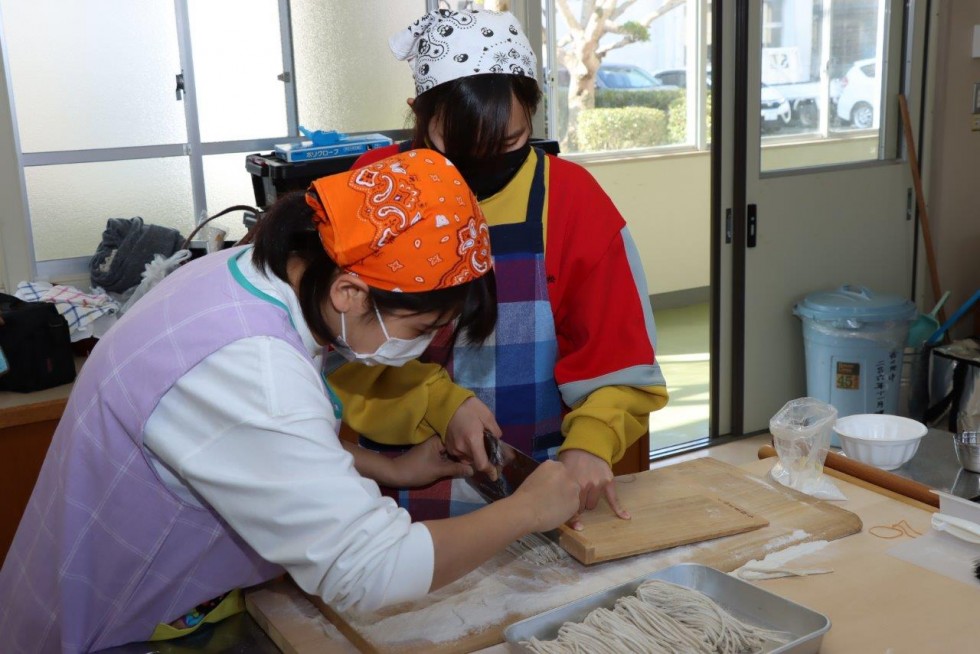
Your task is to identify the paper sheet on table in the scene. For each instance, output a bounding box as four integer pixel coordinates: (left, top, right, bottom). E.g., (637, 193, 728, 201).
(888, 530, 980, 587)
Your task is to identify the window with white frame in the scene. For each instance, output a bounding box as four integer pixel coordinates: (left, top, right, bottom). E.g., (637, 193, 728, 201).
(758, 0, 890, 171)
(538, 0, 889, 166)
(1, 0, 894, 283)
(541, 0, 711, 155)
(0, 0, 425, 282)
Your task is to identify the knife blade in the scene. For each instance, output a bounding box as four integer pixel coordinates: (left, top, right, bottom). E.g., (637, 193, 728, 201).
(463, 432, 563, 546)
(463, 431, 539, 503)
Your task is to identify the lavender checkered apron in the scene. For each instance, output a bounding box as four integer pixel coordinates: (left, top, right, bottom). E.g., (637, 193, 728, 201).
(363, 148, 563, 520)
(0, 248, 308, 652)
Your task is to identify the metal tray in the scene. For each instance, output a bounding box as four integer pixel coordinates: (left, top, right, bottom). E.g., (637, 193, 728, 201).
(504, 563, 830, 653)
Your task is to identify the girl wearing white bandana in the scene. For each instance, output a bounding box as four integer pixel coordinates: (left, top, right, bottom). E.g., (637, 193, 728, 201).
(330, 9, 669, 529)
(390, 9, 537, 96)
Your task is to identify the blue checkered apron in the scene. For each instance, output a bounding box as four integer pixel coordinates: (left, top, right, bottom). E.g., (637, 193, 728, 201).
(361, 149, 564, 519)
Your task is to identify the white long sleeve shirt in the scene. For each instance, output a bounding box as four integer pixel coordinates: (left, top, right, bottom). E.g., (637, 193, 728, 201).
(142, 249, 434, 613)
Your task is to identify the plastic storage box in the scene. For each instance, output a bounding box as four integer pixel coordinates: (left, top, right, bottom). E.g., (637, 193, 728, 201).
(245, 136, 561, 210)
(273, 129, 393, 163)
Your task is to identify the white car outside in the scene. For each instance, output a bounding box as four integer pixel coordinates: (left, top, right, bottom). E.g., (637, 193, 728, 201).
(760, 84, 791, 130)
(835, 59, 881, 129)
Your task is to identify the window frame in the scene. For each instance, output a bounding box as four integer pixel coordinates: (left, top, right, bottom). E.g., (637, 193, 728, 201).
(540, 0, 711, 162)
(539, 0, 898, 172)
(0, 0, 299, 286)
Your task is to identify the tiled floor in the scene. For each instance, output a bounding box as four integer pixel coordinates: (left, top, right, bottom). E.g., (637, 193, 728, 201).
(649, 302, 710, 452)
(644, 301, 771, 469)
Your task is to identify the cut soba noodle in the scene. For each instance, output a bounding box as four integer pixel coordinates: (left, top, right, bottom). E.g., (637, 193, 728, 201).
(522, 579, 790, 654)
(507, 532, 569, 566)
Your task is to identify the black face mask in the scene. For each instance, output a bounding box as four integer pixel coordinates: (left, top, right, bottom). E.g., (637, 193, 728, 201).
(450, 142, 532, 200)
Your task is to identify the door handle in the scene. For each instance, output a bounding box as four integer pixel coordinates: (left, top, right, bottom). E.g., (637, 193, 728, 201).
(747, 204, 757, 248)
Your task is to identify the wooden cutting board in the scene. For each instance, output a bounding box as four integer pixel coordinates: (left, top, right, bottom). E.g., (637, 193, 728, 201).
(557, 468, 769, 564)
(247, 457, 863, 654)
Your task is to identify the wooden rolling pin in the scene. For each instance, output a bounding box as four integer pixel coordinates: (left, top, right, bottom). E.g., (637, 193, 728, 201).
(758, 444, 940, 508)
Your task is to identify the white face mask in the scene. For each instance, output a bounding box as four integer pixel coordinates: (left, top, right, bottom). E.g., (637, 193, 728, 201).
(334, 306, 436, 367)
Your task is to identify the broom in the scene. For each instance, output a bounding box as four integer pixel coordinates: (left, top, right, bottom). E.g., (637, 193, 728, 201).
(898, 94, 947, 325)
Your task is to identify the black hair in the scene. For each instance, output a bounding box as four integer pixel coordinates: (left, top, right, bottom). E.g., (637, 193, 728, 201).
(250, 191, 498, 346)
(411, 74, 542, 162)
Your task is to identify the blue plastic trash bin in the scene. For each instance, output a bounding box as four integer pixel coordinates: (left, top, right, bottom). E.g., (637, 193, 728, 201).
(794, 285, 916, 446)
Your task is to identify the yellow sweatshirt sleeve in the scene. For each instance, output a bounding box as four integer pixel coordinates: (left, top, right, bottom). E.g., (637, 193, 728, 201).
(327, 360, 475, 446)
(559, 385, 669, 464)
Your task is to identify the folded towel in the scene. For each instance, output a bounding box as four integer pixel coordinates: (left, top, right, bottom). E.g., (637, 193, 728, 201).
(90, 217, 184, 293)
(15, 281, 119, 339)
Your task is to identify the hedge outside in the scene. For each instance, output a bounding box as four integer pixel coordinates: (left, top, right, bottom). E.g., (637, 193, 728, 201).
(576, 106, 668, 151)
(553, 86, 707, 152)
(667, 95, 687, 144)
(666, 93, 712, 145)
(594, 88, 683, 113)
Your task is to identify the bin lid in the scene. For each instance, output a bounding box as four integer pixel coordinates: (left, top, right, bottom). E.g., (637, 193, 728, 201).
(794, 284, 916, 322)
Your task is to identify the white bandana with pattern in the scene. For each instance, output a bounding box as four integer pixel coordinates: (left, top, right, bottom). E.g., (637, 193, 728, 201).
(389, 9, 537, 96)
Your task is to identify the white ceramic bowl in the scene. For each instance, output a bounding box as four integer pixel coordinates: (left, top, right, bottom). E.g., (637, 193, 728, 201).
(833, 414, 928, 470)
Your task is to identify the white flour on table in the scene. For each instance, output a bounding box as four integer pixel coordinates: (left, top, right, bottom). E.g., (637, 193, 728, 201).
(341, 539, 722, 646)
(339, 527, 818, 648)
(763, 529, 812, 551)
(732, 538, 832, 580)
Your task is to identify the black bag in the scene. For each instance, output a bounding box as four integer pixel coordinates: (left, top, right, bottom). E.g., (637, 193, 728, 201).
(0, 293, 76, 392)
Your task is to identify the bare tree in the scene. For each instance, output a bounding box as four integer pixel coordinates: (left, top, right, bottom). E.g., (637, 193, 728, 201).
(552, 0, 685, 140)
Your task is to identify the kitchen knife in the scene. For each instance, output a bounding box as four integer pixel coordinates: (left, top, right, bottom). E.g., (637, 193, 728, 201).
(464, 431, 540, 503)
(463, 432, 563, 545)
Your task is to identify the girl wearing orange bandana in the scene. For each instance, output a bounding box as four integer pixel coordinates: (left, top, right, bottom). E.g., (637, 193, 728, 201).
(0, 149, 579, 652)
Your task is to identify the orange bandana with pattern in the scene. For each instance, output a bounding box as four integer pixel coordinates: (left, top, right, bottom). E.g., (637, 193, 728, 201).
(306, 148, 492, 292)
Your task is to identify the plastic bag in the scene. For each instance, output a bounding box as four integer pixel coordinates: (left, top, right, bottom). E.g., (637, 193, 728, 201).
(118, 249, 191, 315)
(769, 397, 847, 501)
